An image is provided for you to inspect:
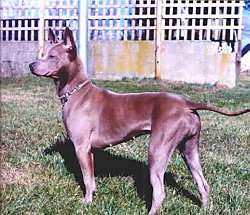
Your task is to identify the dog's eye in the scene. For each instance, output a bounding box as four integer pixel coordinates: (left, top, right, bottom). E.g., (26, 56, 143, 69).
(49, 55, 56, 58)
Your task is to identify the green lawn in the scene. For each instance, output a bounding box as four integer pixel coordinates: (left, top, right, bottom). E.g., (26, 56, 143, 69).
(1, 76, 250, 215)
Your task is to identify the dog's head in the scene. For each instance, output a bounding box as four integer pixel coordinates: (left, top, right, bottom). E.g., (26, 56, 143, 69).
(29, 27, 77, 79)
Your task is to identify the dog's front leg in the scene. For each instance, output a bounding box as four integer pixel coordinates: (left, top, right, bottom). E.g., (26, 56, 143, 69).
(75, 144, 96, 203)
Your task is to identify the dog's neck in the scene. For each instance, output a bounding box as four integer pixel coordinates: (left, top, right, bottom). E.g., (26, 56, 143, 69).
(55, 58, 89, 97)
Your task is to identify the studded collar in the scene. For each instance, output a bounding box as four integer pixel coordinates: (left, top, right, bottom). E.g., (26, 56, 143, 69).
(59, 80, 90, 107)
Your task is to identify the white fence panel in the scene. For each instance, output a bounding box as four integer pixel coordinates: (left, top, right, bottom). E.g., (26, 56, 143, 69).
(161, 0, 244, 43)
(88, 0, 244, 45)
(88, 0, 157, 41)
(0, 0, 244, 47)
(0, 0, 78, 41)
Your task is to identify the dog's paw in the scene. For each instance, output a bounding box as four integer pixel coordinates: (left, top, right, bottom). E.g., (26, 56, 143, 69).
(201, 199, 209, 209)
(81, 196, 93, 204)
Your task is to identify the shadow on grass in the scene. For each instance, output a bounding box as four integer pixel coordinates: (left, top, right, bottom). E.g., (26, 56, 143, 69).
(43, 137, 201, 211)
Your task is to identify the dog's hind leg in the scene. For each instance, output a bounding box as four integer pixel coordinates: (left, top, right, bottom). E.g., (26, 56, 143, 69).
(148, 122, 187, 215)
(179, 131, 210, 208)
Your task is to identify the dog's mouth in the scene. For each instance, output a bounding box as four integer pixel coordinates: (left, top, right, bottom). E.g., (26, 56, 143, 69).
(30, 70, 41, 76)
(30, 69, 46, 77)
(32, 70, 59, 79)
(49, 74, 59, 79)
(30, 67, 58, 79)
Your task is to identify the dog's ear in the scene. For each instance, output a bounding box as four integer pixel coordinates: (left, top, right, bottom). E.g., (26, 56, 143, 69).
(48, 28, 57, 44)
(63, 27, 77, 61)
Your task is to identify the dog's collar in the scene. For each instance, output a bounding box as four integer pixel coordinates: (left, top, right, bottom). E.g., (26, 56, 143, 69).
(59, 80, 90, 107)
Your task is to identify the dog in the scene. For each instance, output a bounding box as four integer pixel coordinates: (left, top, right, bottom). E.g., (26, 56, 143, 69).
(29, 27, 250, 215)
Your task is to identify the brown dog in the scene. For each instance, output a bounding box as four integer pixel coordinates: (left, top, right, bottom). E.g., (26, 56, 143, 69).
(29, 27, 249, 215)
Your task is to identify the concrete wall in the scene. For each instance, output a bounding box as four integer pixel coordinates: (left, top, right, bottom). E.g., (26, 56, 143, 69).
(89, 40, 237, 87)
(88, 41, 155, 79)
(0, 42, 38, 77)
(1, 40, 238, 87)
(160, 41, 237, 87)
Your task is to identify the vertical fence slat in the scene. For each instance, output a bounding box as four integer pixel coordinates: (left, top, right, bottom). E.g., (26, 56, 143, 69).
(169, 1, 173, 40)
(230, 1, 235, 41)
(176, 4, 180, 40)
(207, 3, 212, 41)
(18, 20, 22, 40)
(31, 19, 34, 41)
(25, 19, 28, 40)
(238, 1, 244, 41)
(138, 0, 143, 40)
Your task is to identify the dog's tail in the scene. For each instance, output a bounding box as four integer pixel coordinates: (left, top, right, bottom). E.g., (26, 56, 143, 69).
(186, 100, 250, 116)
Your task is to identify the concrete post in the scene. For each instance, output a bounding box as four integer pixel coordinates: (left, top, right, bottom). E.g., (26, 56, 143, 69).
(38, 0, 45, 58)
(78, 0, 88, 73)
(155, 0, 162, 80)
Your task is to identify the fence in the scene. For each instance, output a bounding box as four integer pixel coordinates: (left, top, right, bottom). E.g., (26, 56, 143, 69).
(88, 0, 244, 85)
(88, 0, 244, 44)
(1, 0, 244, 44)
(0, 0, 245, 87)
(0, 0, 78, 42)
(0, 0, 78, 77)
(88, 0, 157, 41)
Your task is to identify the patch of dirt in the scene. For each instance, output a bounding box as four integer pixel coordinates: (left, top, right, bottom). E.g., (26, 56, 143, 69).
(0, 160, 43, 186)
(0, 164, 29, 185)
(1, 90, 41, 103)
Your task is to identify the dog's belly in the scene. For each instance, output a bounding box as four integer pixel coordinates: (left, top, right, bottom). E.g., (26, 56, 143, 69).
(90, 123, 151, 149)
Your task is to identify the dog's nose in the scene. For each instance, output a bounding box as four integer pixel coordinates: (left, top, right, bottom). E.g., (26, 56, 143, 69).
(29, 62, 36, 72)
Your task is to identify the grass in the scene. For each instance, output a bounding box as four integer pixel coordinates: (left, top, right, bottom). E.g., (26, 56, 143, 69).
(1, 75, 250, 215)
